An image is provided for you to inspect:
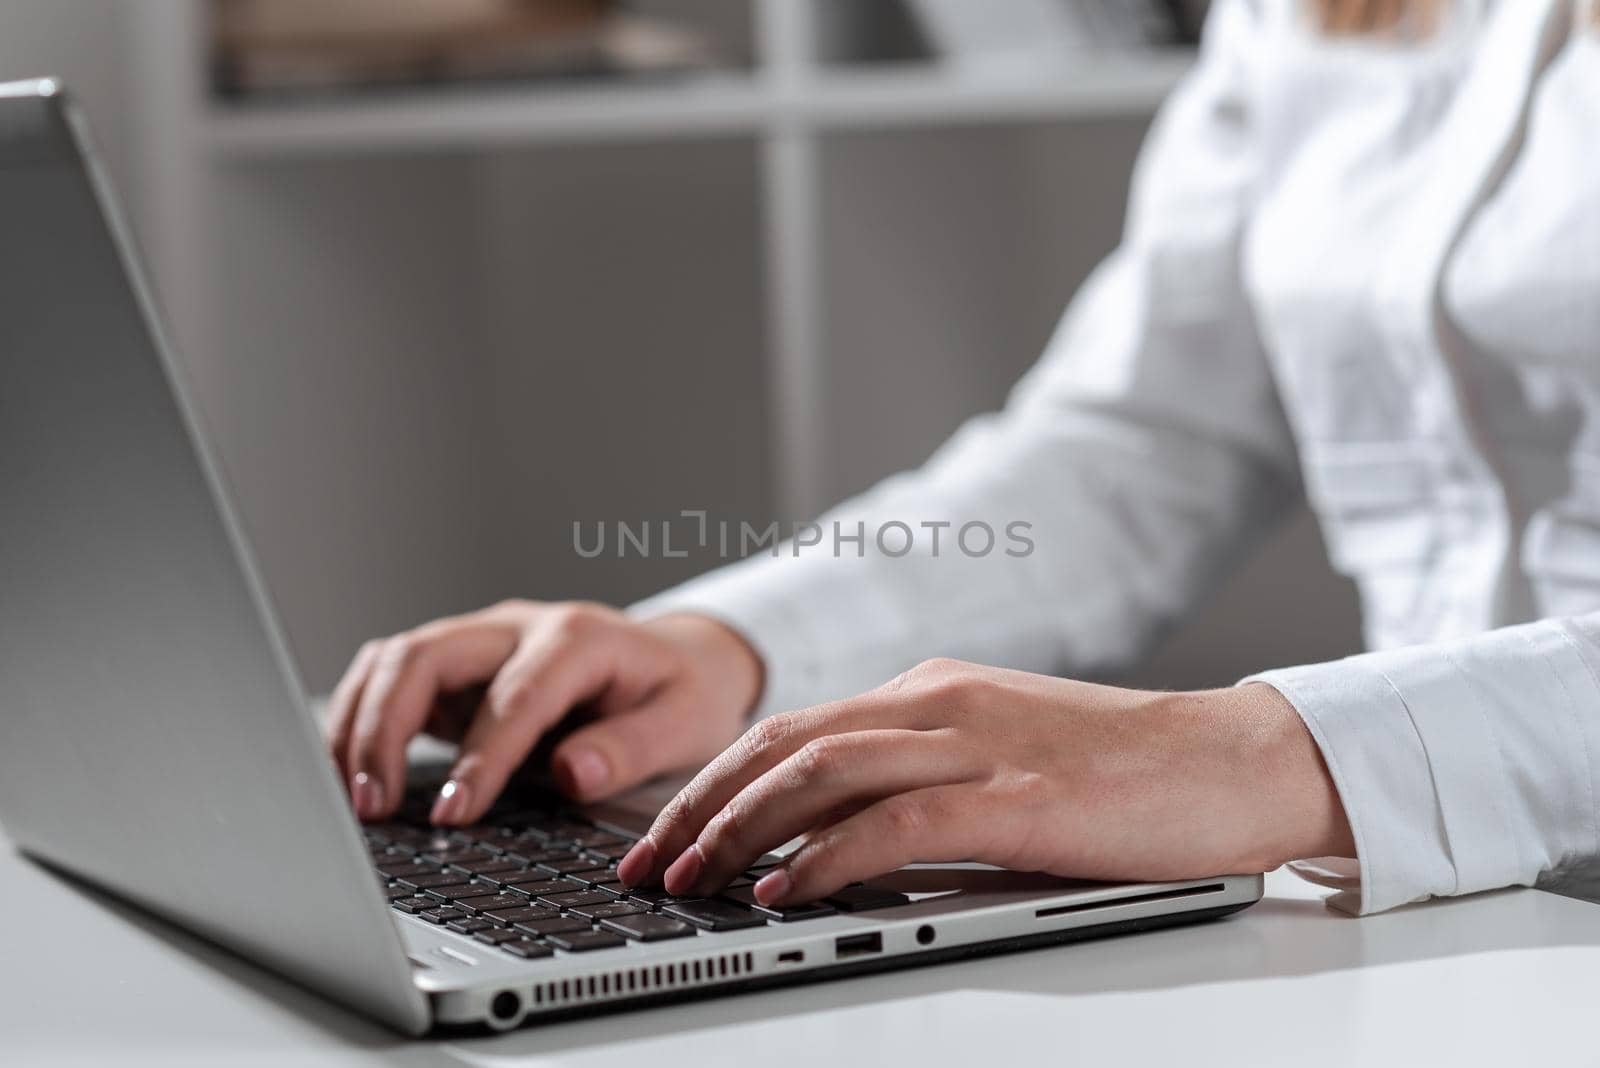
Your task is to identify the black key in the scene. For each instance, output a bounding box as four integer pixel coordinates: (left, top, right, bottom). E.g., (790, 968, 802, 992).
(504, 877, 584, 898)
(504, 824, 554, 842)
(473, 927, 528, 946)
(511, 830, 573, 850)
(396, 871, 464, 891)
(420, 846, 494, 865)
(583, 844, 633, 863)
(448, 826, 498, 843)
(501, 938, 555, 960)
(417, 907, 469, 925)
(376, 860, 437, 878)
(446, 917, 495, 934)
(544, 928, 627, 952)
(455, 893, 531, 915)
(533, 822, 593, 844)
(474, 870, 542, 891)
(600, 913, 697, 942)
(481, 905, 561, 927)
(662, 899, 769, 932)
(391, 896, 435, 914)
(385, 886, 417, 902)
(623, 887, 681, 908)
(447, 857, 521, 877)
(502, 848, 575, 867)
(367, 823, 429, 847)
(491, 807, 558, 827)
(755, 901, 837, 921)
(536, 889, 613, 910)
(824, 885, 912, 912)
(589, 881, 629, 899)
(412, 834, 465, 854)
(564, 868, 621, 887)
(536, 857, 603, 876)
(722, 885, 837, 922)
(469, 827, 524, 849)
(570, 901, 647, 921)
(424, 883, 503, 902)
(572, 830, 631, 849)
(512, 915, 592, 937)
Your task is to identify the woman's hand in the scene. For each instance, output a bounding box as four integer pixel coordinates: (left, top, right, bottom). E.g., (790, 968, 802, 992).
(326, 602, 763, 825)
(617, 658, 1353, 907)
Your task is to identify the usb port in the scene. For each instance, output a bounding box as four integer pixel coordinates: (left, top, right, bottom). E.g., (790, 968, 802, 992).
(834, 933, 883, 959)
(777, 950, 805, 964)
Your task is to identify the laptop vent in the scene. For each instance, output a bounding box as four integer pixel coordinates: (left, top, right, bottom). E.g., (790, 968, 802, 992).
(532, 950, 756, 1009)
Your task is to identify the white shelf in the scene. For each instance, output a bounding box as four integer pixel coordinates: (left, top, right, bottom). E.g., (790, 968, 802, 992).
(804, 56, 1192, 130)
(206, 73, 773, 157)
(204, 56, 1192, 158)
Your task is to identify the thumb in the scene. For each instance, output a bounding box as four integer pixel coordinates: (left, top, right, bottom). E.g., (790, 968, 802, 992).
(551, 692, 712, 802)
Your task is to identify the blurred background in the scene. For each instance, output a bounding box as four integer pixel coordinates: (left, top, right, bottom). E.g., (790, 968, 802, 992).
(0, 0, 1360, 694)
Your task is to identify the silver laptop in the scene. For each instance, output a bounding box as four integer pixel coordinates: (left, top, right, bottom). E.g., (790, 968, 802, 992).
(0, 79, 1262, 1036)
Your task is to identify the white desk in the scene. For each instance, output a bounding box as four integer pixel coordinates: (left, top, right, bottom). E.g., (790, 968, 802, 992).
(6, 826, 1598, 1067)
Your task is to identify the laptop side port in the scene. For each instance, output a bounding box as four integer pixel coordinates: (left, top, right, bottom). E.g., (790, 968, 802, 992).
(777, 950, 805, 964)
(834, 933, 883, 959)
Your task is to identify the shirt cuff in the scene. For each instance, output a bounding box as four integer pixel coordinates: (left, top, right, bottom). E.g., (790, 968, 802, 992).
(1242, 658, 1451, 915)
(1243, 618, 1600, 915)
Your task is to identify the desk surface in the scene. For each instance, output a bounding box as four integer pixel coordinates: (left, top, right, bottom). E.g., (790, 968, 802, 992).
(6, 825, 1598, 1068)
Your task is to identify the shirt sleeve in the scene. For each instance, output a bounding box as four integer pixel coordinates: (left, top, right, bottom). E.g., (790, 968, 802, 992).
(1244, 612, 1600, 915)
(633, 0, 1298, 719)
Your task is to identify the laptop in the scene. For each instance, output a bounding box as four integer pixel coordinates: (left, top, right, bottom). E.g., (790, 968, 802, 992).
(0, 79, 1263, 1035)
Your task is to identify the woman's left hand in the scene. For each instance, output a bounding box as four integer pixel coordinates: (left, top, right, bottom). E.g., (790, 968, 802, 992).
(616, 658, 1354, 907)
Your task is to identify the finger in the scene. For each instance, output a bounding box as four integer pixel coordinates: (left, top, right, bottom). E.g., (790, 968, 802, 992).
(431, 620, 627, 825)
(670, 729, 978, 897)
(422, 685, 486, 744)
(550, 689, 715, 804)
(346, 622, 519, 819)
(755, 784, 984, 907)
(627, 689, 925, 886)
(327, 640, 380, 783)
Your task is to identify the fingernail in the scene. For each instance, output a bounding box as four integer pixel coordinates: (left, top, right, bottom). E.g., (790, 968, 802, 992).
(617, 837, 656, 887)
(430, 778, 470, 825)
(564, 747, 610, 798)
(754, 866, 792, 906)
(663, 843, 705, 897)
(351, 772, 384, 821)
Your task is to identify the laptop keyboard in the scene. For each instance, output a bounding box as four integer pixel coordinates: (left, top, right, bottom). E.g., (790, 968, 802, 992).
(367, 795, 910, 962)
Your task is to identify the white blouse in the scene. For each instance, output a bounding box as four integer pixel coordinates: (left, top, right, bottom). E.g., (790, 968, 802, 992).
(635, 0, 1600, 915)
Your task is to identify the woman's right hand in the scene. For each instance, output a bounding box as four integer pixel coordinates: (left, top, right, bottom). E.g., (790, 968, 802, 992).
(325, 601, 764, 826)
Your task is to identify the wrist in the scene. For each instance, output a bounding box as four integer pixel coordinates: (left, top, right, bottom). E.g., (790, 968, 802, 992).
(650, 613, 765, 720)
(1231, 682, 1355, 868)
(1158, 684, 1353, 874)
